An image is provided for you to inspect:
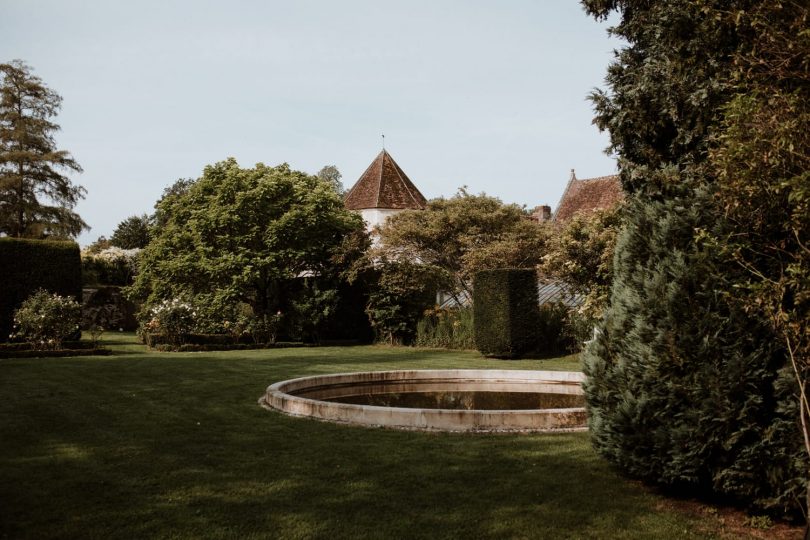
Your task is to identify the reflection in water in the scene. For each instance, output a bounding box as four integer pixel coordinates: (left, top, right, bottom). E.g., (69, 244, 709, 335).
(323, 391, 584, 410)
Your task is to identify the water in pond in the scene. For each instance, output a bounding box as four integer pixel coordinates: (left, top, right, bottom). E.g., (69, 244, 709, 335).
(322, 391, 584, 410)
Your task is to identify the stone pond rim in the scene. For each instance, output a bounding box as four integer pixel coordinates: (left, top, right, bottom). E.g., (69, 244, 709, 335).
(260, 369, 587, 433)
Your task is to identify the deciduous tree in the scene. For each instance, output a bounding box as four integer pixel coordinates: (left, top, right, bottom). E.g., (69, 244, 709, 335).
(128, 159, 365, 327)
(375, 188, 548, 303)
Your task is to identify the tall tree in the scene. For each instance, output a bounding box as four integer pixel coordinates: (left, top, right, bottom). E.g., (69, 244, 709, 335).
(581, 0, 803, 517)
(129, 158, 364, 322)
(710, 0, 810, 515)
(0, 60, 86, 238)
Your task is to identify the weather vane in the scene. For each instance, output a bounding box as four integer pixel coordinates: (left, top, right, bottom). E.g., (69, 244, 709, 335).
(382, 133, 385, 150)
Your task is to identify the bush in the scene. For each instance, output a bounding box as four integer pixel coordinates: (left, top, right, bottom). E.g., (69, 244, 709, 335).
(142, 298, 196, 345)
(11, 290, 82, 350)
(0, 238, 82, 342)
(415, 307, 474, 349)
(473, 269, 539, 358)
(81, 247, 140, 286)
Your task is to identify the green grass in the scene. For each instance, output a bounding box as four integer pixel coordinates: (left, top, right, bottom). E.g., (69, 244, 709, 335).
(0, 334, 713, 539)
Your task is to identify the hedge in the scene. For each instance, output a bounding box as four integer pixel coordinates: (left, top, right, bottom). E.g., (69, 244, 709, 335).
(0, 238, 82, 342)
(473, 269, 539, 358)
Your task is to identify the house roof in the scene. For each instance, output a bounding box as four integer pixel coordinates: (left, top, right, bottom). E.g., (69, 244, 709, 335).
(553, 170, 623, 223)
(344, 150, 427, 211)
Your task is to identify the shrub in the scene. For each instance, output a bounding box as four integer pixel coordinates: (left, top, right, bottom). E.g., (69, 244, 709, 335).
(415, 306, 474, 349)
(366, 262, 439, 345)
(0, 238, 82, 342)
(535, 302, 573, 356)
(473, 269, 539, 358)
(11, 289, 82, 350)
(143, 298, 196, 345)
(81, 246, 141, 286)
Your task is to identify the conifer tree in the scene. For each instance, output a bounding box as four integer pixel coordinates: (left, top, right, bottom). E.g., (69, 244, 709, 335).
(0, 60, 86, 238)
(581, 0, 804, 516)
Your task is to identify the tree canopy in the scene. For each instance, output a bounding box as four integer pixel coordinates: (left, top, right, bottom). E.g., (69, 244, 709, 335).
(0, 60, 86, 238)
(374, 189, 549, 301)
(110, 214, 151, 249)
(128, 158, 365, 321)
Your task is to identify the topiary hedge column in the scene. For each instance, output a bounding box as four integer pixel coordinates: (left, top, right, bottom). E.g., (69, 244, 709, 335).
(473, 269, 539, 358)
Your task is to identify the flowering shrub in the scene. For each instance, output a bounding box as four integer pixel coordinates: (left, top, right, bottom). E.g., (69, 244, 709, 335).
(144, 298, 195, 345)
(81, 247, 141, 285)
(12, 289, 82, 350)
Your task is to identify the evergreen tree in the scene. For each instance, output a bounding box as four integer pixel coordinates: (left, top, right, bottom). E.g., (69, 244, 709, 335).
(0, 60, 86, 238)
(581, 0, 803, 516)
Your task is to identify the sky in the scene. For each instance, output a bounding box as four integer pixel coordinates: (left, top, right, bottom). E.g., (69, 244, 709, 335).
(1, 1, 620, 246)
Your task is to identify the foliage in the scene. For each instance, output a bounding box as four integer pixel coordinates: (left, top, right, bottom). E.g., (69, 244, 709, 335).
(415, 307, 475, 350)
(152, 178, 196, 227)
(110, 214, 151, 249)
(142, 298, 196, 346)
(82, 286, 139, 332)
(11, 289, 81, 350)
(128, 158, 365, 333)
(316, 165, 344, 195)
(542, 205, 622, 322)
(708, 0, 810, 514)
(535, 302, 582, 356)
(581, 0, 804, 517)
(473, 269, 539, 358)
(81, 246, 141, 286)
(84, 236, 112, 254)
(0, 237, 82, 342)
(584, 191, 796, 513)
(375, 188, 549, 301)
(364, 260, 440, 345)
(0, 60, 86, 238)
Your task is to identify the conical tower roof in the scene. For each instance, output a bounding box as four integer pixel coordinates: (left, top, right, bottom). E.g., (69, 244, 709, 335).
(344, 150, 427, 210)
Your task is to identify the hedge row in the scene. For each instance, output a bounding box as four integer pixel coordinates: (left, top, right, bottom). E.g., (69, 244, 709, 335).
(473, 269, 540, 358)
(0, 348, 112, 359)
(0, 238, 82, 342)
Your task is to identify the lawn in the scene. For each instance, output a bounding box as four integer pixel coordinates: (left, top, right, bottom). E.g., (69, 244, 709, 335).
(0, 334, 749, 539)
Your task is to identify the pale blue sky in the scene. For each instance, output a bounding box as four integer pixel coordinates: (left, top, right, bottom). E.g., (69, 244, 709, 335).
(1, 1, 619, 245)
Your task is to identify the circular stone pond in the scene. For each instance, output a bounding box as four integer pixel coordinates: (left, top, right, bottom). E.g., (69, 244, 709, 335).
(260, 370, 586, 433)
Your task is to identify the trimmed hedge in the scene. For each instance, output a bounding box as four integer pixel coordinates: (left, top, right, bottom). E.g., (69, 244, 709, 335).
(0, 348, 112, 359)
(0, 238, 82, 342)
(473, 269, 539, 358)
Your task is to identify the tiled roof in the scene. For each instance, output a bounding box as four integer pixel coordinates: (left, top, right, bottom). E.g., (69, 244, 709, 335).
(553, 170, 623, 223)
(344, 150, 427, 210)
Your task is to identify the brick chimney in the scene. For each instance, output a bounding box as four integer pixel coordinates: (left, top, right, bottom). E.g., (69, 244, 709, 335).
(531, 205, 552, 222)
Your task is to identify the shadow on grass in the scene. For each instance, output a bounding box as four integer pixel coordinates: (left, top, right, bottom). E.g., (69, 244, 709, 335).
(0, 345, 702, 539)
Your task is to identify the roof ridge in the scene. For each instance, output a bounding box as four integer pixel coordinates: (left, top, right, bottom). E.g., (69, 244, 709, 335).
(576, 174, 619, 182)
